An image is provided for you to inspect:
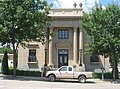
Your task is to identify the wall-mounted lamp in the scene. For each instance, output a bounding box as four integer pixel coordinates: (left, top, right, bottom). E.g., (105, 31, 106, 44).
(79, 48, 82, 66)
(79, 48, 82, 54)
(44, 49, 47, 66)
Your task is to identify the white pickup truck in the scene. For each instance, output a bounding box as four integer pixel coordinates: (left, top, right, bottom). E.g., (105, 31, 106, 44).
(46, 66, 93, 83)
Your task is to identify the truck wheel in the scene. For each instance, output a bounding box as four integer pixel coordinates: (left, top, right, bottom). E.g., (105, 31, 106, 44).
(78, 76, 86, 83)
(49, 75, 56, 82)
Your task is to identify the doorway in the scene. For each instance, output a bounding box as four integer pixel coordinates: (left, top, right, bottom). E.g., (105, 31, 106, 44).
(58, 49, 68, 67)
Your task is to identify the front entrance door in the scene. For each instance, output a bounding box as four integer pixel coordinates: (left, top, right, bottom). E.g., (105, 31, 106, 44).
(58, 49, 68, 67)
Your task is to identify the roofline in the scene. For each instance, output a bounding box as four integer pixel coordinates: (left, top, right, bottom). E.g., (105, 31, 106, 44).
(50, 8, 83, 10)
(50, 16, 83, 19)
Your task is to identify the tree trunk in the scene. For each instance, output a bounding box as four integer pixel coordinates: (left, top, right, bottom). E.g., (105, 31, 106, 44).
(12, 43, 17, 77)
(112, 57, 119, 81)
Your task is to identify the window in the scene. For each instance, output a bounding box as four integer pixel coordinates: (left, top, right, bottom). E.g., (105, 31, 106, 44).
(59, 67, 67, 71)
(90, 55, 99, 63)
(58, 49, 68, 54)
(68, 67, 72, 71)
(28, 49, 36, 62)
(58, 29, 69, 39)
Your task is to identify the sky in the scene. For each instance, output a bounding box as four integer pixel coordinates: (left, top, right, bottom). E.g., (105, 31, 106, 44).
(47, 0, 120, 11)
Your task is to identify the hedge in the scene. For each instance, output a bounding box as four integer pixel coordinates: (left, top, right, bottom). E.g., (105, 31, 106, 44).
(3, 69, 113, 78)
(6, 69, 42, 77)
(1, 50, 9, 74)
(92, 72, 113, 79)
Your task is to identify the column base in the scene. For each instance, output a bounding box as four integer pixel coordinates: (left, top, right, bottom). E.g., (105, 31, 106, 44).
(48, 63, 54, 69)
(72, 62, 79, 68)
(79, 64, 82, 66)
(73, 64, 85, 72)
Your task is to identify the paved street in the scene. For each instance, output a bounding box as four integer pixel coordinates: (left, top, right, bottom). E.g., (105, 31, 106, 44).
(0, 76, 120, 89)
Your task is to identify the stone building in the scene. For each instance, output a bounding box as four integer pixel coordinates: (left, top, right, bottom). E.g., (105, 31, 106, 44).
(18, 5, 110, 72)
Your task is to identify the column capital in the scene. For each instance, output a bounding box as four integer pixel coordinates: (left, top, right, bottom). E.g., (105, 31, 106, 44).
(49, 26, 54, 30)
(79, 28, 83, 32)
(73, 26, 78, 29)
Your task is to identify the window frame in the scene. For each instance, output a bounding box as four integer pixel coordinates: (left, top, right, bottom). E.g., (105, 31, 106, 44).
(58, 29, 69, 39)
(90, 55, 100, 63)
(28, 49, 37, 62)
(68, 67, 72, 71)
(59, 67, 67, 71)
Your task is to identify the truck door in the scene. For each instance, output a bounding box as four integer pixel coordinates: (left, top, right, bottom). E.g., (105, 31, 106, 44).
(67, 67, 74, 78)
(57, 66, 68, 78)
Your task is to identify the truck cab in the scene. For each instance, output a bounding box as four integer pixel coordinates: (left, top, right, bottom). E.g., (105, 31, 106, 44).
(56, 66, 74, 79)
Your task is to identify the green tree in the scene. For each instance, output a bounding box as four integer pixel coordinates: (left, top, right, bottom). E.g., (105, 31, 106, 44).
(82, 2, 120, 80)
(1, 50, 9, 74)
(0, 0, 50, 77)
(0, 47, 13, 54)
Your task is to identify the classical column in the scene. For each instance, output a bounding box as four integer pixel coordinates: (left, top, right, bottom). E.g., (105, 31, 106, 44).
(73, 27, 78, 65)
(79, 28, 83, 65)
(48, 27, 53, 66)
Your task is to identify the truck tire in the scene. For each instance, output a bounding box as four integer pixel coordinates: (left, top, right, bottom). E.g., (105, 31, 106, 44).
(48, 75, 56, 82)
(78, 75, 86, 83)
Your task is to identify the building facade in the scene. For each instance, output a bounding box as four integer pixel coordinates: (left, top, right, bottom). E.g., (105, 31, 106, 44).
(18, 6, 110, 72)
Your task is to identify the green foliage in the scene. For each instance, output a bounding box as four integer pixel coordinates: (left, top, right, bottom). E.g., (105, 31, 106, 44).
(93, 72, 113, 79)
(82, 2, 120, 57)
(8, 69, 41, 77)
(0, 47, 13, 54)
(0, 0, 51, 43)
(0, 0, 51, 77)
(82, 2, 120, 79)
(1, 50, 9, 74)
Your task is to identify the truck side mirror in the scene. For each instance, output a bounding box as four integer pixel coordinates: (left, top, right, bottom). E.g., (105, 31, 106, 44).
(58, 68, 61, 71)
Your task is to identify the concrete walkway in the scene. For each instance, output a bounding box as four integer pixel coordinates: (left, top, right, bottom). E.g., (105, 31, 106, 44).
(0, 74, 49, 81)
(0, 73, 120, 84)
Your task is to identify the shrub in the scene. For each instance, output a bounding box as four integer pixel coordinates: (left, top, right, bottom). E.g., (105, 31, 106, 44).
(93, 72, 113, 79)
(1, 50, 9, 74)
(8, 69, 41, 77)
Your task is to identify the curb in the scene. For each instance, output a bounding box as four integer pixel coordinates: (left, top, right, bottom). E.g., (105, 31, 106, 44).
(0, 74, 49, 81)
(94, 79, 120, 83)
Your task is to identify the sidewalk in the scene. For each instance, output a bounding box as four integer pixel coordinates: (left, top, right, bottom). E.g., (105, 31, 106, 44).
(92, 78, 120, 84)
(0, 73, 120, 84)
(0, 73, 49, 81)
